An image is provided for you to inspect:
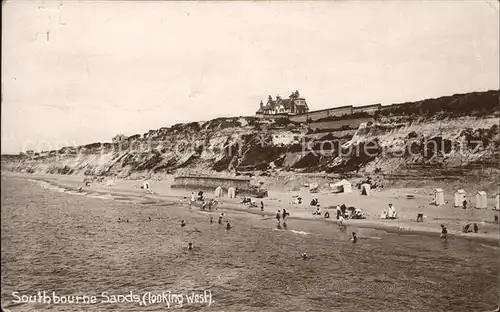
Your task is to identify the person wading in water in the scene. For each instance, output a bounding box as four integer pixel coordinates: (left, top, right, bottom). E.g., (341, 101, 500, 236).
(440, 224, 447, 240)
(351, 232, 357, 243)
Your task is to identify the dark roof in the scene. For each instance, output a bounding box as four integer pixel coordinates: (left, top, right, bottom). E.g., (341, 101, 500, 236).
(280, 99, 292, 109)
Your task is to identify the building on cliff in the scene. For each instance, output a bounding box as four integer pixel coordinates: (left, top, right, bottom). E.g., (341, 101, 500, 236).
(256, 90, 309, 117)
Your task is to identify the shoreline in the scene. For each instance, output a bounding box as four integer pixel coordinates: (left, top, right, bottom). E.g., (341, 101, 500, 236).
(3, 172, 498, 247)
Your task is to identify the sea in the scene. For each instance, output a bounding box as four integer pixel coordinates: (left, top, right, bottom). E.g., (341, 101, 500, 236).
(1, 177, 498, 312)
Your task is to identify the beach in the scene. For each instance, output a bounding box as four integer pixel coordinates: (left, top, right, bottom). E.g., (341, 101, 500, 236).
(5, 172, 499, 244)
(1, 173, 499, 311)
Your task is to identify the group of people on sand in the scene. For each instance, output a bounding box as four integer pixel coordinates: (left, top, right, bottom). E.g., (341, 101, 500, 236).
(187, 191, 219, 211)
(190, 191, 204, 202)
(380, 204, 397, 219)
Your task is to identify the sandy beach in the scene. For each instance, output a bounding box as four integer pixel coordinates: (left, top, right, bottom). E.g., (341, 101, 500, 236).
(5, 172, 498, 245)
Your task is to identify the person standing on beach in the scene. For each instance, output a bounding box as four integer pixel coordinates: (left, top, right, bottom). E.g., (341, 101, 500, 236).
(440, 224, 447, 239)
(282, 209, 288, 220)
(276, 210, 281, 224)
(462, 199, 467, 210)
(340, 204, 347, 218)
(261, 201, 264, 212)
(336, 205, 342, 220)
(388, 204, 396, 218)
(351, 232, 357, 243)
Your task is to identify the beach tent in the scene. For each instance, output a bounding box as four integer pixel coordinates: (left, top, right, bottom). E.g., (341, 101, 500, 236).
(143, 180, 150, 190)
(334, 179, 352, 193)
(454, 189, 466, 207)
(433, 188, 445, 206)
(228, 187, 236, 199)
(361, 184, 371, 196)
(495, 193, 500, 210)
(475, 191, 487, 209)
(214, 186, 223, 198)
(309, 183, 319, 193)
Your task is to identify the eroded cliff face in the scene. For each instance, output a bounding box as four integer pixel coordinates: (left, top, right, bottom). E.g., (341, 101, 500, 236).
(2, 90, 499, 186)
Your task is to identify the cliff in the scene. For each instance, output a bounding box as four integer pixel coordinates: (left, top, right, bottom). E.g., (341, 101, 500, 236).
(2, 90, 499, 190)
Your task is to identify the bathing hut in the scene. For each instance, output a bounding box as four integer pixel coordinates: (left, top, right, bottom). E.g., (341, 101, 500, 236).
(228, 187, 236, 199)
(309, 183, 319, 193)
(433, 188, 445, 206)
(361, 184, 371, 196)
(495, 193, 500, 210)
(331, 180, 352, 193)
(454, 189, 466, 207)
(475, 191, 487, 209)
(214, 186, 223, 198)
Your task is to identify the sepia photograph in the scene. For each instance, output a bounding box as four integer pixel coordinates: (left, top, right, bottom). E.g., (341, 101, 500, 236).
(1, 0, 499, 311)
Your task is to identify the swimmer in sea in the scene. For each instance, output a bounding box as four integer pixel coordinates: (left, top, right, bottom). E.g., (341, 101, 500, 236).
(188, 242, 193, 250)
(181, 220, 186, 227)
(210, 216, 214, 224)
(351, 232, 357, 243)
(148, 217, 152, 222)
(440, 224, 447, 240)
(218, 216, 223, 225)
(301, 253, 308, 260)
(226, 222, 231, 230)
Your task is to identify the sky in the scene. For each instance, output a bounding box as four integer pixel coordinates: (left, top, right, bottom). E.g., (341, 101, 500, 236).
(2, 0, 499, 154)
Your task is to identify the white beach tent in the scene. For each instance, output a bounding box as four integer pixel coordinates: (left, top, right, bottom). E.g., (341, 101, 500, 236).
(454, 189, 466, 207)
(433, 188, 445, 206)
(309, 183, 319, 193)
(331, 179, 352, 193)
(475, 191, 487, 209)
(143, 180, 150, 190)
(214, 186, 223, 198)
(495, 193, 500, 210)
(361, 184, 371, 196)
(228, 187, 236, 199)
